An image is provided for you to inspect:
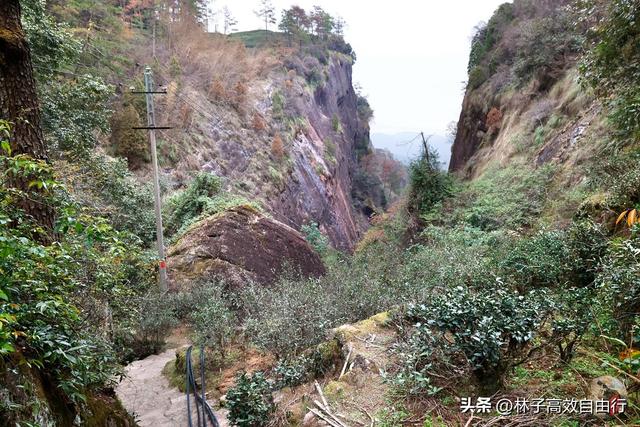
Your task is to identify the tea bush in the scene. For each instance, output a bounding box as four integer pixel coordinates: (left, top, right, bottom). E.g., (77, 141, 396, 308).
(407, 285, 552, 394)
(226, 371, 274, 427)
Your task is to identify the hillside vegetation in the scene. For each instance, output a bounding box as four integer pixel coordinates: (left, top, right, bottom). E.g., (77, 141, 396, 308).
(1, 0, 640, 426)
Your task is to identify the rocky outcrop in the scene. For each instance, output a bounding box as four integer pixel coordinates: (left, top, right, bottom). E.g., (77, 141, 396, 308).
(270, 55, 373, 251)
(166, 205, 325, 289)
(1, 354, 134, 426)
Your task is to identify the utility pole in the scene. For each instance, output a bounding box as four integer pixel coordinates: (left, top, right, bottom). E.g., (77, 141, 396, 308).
(132, 67, 172, 292)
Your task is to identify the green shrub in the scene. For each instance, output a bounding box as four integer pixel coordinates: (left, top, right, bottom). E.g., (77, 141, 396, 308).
(407, 285, 552, 394)
(499, 230, 570, 290)
(551, 287, 596, 363)
(597, 235, 640, 342)
(332, 114, 342, 133)
(467, 3, 514, 73)
(190, 283, 236, 360)
(164, 173, 257, 239)
(271, 90, 285, 119)
(241, 277, 334, 358)
(0, 148, 155, 407)
(301, 222, 330, 255)
(581, 0, 640, 142)
(513, 14, 582, 86)
(461, 165, 553, 231)
(468, 66, 488, 89)
(226, 371, 274, 427)
(110, 104, 149, 169)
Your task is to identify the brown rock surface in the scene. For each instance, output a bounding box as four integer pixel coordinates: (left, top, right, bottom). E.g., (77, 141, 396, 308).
(167, 205, 325, 289)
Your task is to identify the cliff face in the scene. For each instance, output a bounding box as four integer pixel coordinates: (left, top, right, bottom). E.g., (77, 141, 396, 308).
(270, 56, 372, 250)
(145, 40, 383, 252)
(449, 0, 594, 178)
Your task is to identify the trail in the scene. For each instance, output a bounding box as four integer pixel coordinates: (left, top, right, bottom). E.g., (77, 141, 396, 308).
(116, 340, 228, 427)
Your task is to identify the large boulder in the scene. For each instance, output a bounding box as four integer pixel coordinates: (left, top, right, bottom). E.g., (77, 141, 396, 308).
(166, 205, 326, 289)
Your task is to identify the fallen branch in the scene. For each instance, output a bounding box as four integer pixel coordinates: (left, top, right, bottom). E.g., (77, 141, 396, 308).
(340, 344, 353, 379)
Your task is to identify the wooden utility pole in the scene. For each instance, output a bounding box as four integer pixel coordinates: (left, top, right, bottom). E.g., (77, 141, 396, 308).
(132, 66, 171, 292)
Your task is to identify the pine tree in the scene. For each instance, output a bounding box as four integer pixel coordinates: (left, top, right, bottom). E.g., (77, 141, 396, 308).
(254, 0, 276, 33)
(0, 0, 56, 241)
(223, 6, 237, 35)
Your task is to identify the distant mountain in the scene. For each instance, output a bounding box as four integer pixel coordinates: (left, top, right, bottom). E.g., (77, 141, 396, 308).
(371, 132, 452, 169)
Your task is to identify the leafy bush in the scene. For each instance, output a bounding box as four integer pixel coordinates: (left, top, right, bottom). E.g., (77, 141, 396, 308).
(164, 172, 257, 239)
(513, 14, 582, 86)
(59, 152, 156, 245)
(597, 235, 640, 342)
(41, 75, 113, 156)
(301, 222, 330, 255)
(241, 277, 335, 358)
(499, 230, 570, 290)
(460, 165, 553, 231)
(468, 66, 488, 90)
(226, 371, 274, 427)
(581, 0, 640, 142)
(391, 323, 445, 396)
(0, 147, 155, 406)
(407, 285, 552, 394)
(110, 104, 149, 169)
(190, 283, 236, 360)
(467, 3, 515, 73)
(551, 287, 596, 362)
(356, 94, 374, 122)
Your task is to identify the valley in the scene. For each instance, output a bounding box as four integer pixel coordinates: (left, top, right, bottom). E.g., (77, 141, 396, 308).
(1, 0, 640, 426)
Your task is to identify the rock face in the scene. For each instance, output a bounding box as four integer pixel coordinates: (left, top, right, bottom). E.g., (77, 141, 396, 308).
(166, 205, 326, 289)
(270, 56, 374, 251)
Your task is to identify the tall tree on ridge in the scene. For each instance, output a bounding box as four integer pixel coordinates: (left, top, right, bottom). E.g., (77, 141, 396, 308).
(223, 6, 237, 35)
(255, 0, 276, 33)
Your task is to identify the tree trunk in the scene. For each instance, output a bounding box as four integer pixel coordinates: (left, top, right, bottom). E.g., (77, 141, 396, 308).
(0, 0, 56, 242)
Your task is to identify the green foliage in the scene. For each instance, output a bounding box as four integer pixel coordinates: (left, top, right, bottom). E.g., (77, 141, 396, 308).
(499, 230, 570, 290)
(551, 287, 595, 363)
(407, 286, 552, 394)
(190, 283, 236, 359)
(59, 153, 156, 245)
(126, 291, 178, 360)
(241, 277, 334, 358)
(356, 94, 374, 122)
(460, 165, 553, 231)
(468, 4, 514, 73)
(41, 76, 113, 156)
(597, 234, 640, 342)
(467, 66, 488, 89)
(581, 0, 640, 142)
(301, 222, 330, 256)
(391, 324, 444, 397)
(164, 172, 257, 239)
(408, 147, 450, 216)
(331, 114, 342, 133)
(226, 371, 274, 427)
(513, 14, 582, 85)
(0, 147, 154, 406)
(110, 104, 149, 169)
(271, 91, 285, 119)
(376, 405, 410, 427)
(22, 0, 81, 75)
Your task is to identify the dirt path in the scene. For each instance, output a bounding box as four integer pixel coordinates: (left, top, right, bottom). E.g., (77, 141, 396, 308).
(116, 344, 228, 427)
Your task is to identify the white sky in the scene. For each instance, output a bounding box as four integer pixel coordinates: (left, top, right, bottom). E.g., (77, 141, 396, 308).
(208, 1, 509, 135)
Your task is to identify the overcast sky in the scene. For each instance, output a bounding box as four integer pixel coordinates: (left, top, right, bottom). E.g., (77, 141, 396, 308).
(208, 1, 508, 135)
